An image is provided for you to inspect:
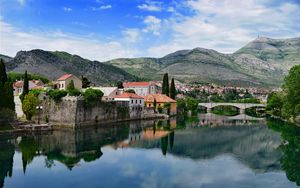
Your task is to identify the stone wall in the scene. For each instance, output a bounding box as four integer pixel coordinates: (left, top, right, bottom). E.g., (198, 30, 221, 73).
(38, 96, 150, 128)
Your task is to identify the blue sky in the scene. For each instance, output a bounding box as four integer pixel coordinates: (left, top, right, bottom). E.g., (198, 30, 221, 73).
(0, 0, 299, 61)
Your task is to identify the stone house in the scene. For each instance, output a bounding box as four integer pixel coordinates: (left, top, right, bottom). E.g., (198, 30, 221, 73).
(13, 80, 44, 96)
(144, 94, 177, 115)
(113, 92, 144, 118)
(123, 82, 157, 97)
(56, 74, 82, 90)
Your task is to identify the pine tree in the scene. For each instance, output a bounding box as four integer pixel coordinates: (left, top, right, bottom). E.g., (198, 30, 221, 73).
(162, 73, 169, 96)
(170, 78, 176, 99)
(0, 58, 7, 86)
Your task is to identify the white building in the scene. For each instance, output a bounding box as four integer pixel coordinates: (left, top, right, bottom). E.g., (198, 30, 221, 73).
(56, 74, 82, 90)
(123, 82, 157, 97)
(113, 92, 144, 107)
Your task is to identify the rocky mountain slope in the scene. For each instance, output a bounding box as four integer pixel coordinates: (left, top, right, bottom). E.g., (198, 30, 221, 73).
(106, 37, 300, 87)
(4, 50, 139, 85)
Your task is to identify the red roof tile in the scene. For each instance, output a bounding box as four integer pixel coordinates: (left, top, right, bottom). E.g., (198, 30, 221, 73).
(57, 74, 73, 81)
(13, 81, 23, 88)
(144, 94, 176, 103)
(123, 82, 152, 87)
(114, 92, 144, 99)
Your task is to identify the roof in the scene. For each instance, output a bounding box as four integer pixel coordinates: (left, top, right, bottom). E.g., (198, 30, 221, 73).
(91, 87, 117, 97)
(123, 82, 153, 87)
(13, 81, 23, 88)
(57, 74, 73, 81)
(114, 92, 144, 99)
(144, 94, 176, 103)
(32, 85, 44, 90)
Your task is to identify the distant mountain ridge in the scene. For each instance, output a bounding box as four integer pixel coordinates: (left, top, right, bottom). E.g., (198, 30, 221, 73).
(3, 50, 139, 85)
(106, 37, 300, 87)
(1, 37, 299, 87)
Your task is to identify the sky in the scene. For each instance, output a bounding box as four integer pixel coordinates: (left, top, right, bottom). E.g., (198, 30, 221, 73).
(0, 0, 299, 61)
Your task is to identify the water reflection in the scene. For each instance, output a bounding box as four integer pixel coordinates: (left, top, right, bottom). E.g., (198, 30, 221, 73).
(0, 115, 299, 187)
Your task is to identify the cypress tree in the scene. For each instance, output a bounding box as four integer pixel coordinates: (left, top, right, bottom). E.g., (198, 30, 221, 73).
(20, 71, 29, 102)
(170, 78, 176, 99)
(162, 73, 169, 96)
(0, 58, 7, 86)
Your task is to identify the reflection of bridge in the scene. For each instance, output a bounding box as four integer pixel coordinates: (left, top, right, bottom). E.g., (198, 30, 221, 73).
(197, 113, 266, 126)
(198, 103, 266, 114)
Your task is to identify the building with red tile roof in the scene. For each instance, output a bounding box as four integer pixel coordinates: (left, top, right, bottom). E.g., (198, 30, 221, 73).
(13, 80, 45, 95)
(55, 74, 82, 90)
(123, 81, 157, 96)
(144, 94, 177, 115)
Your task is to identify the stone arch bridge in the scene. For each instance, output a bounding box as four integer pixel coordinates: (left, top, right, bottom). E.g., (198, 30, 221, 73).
(198, 103, 266, 114)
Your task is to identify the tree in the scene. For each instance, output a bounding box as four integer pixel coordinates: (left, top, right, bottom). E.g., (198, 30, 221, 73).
(282, 65, 300, 119)
(83, 88, 104, 107)
(153, 98, 157, 108)
(22, 94, 39, 120)
(0, 58, 7, 85)
(267, 92, 283, 117)
(125, 89, 135, 93)
(20, 71, 29, 102)
(81, 76, 91, 88)
(48, 90, 68, 102)
(116, 81, 123, 89)
(170, 78, 176, 99)
(67, 80, 75, 91)
(162, 73, 169, 96)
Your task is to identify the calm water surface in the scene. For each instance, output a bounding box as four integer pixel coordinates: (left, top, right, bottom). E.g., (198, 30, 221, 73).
(1, 113, 300, 188)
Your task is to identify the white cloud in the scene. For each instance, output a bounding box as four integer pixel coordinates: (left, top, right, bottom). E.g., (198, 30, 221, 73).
(137, 1, 163, 12)
(0, 20, 138, 61)
(148, 0, 300, 56)
(91, 4, 112, 11)
(63, 7, 72, 12)
(122, 28, 141, 43)
(142, 15, 162, 36)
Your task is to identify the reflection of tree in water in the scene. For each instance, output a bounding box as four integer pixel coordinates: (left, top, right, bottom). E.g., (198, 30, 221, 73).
(18, 136, 39, 174)
(0, 138, 14, 188)
(268, 119, 300, 186)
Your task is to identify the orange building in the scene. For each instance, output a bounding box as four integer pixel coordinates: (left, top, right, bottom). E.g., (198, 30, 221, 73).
(144, 94, 177, 115)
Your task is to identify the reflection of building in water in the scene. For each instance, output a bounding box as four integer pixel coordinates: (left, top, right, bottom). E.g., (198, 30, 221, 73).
(197, 113, 266, 127)
(114, 119, 177, 149)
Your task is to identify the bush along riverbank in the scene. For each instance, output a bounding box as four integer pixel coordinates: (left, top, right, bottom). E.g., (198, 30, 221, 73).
(266, 65, 300, 125)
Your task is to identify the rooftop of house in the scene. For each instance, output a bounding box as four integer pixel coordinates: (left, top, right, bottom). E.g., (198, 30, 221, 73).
(114, 92, 144, 99)
(57, 74, 74, 81)
(123, 82, 154, 87)
(144, 94, 176, 103)
(90, 87, 118, 97)
(13, 80, 44, 88)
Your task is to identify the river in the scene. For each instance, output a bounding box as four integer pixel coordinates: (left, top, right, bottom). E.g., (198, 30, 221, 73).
(0, 113, 299, 188)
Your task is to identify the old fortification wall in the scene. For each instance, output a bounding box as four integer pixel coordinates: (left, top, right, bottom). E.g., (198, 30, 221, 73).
(38, 96, 156, 128)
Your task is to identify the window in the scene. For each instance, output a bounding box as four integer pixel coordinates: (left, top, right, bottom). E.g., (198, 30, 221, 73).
(149, 104, 151, 107)
(140, 100, 141, 104)
(135, 100, 137, 104)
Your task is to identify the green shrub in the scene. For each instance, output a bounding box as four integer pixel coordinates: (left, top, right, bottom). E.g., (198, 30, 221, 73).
(83, 88, 104, 107)
(0, 108, 15, 124)
(29, 89, 42, 97)
(157, 106, 163, 113)
(22, 94, 39, 120)
(68, 88, 81, 96)
(49, 90, 67, 102)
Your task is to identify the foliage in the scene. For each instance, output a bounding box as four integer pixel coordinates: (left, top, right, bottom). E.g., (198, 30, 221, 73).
(211, 106, 239, 116)
(67, 80, 75, 91)
(267, 92, 283, 117)
(176, 98, 187, 114)
(164, 102, 171, 115)
(157, 106, 163, 113)
(0, 58, 7, 85)
(0, 59, 15, 113)
(20, 71, 29, 102)
(233, 98, 260, 104)
(81, 76, 91, 88)
(162, 73, 169, 96)
(170, 78, 176, 99)
(210, 94, 224, 102)
(223, 88, 240, 102)
(49, 90, 68, 102)
(22, 94, 39, 120)
(0, 108, 15, 125)
(68, 88, 82, 96)
(7, 72, 49, 83)
(83, 88, 104, 107)
(125, 89, 135, 93)
(186, 97, 198, 113)
(153, 98, 157, 108)
(282, 65, 300, 118)
(116, 81, 123, 89)
(29, 89, 42, 97)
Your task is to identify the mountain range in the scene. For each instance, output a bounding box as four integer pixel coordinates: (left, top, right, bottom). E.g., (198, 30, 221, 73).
(2, 37, 300, 87)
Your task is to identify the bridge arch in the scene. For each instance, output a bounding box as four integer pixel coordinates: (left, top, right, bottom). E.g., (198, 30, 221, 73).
(198, 103, 266, 114)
